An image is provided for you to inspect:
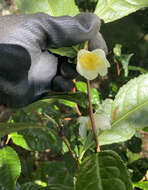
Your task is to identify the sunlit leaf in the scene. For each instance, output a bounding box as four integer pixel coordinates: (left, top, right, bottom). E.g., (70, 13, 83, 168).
(76, 81, 100, 105)
(99, 73, 148, 145)
(10, 132, 31, 151)
(134, 181, 148, 190)
(14, 0, 79, 16)
(95, 0, 148, 23)
(0, 147, 21, 190)
(10, 129, 58, 152)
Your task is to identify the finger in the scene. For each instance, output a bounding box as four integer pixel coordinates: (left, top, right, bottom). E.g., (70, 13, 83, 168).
(88, 32, 108, 54)
(51, 76, 74, 92)
(60, 62, 77, 79)
(28, 12, 101, 49)
(0, 44, 31, 82)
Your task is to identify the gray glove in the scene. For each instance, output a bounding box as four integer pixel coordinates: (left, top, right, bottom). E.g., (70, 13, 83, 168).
(0, 12, 107, 108)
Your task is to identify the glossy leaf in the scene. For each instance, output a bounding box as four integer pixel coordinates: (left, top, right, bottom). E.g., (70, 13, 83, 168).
(14, 0, 79, 16)
(0, 147, 21, 190)
(76, 150, 132, 190)
(95, 0, 148, 23)
(112, 73, 148, 129)
(10, 129, 58, 152)
(49, 43, 84, 58)
(49, 47, 77, 58)
(0, 116, 57, 138)
(76, 81, 100, 105)
(134, 181, 148, 190)
(44, 92, 88, 108)
(35, 161, 73, 186)
(10, 132, 31, 151)
(98, 74, 148, 145)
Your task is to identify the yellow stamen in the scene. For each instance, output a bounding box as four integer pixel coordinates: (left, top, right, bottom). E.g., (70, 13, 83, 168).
(79, 52, 103, 71)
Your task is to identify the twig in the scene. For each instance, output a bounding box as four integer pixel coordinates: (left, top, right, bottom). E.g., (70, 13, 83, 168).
(59, 125, 79, 172)
(115, 60, 120, 76)
(72, 79, 81, 116)
(86, 80, 100, 152)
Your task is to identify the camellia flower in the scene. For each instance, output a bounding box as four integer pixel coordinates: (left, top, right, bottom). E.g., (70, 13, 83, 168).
(76, 49, 110, 80)
(78, 113, 111, 139)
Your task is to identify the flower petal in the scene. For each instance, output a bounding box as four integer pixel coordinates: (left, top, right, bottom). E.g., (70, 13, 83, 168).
(78, 117, 89, 139)
(94, 114, 111, 132)
(77, 48, 110, 80)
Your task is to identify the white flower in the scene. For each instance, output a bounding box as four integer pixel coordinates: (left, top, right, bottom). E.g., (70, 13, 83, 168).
(76, 49, 110, 80)
(78, 116, 90, 139)
(78, 113, 111, 139)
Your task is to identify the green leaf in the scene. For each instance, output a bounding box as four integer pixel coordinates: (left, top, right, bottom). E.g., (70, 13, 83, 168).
(113, 44, 122, 57)
(23, 99, 55, 113)
(76, 150, 132, 190)
(119, 54, 134, 77)
(49, 43, 85, 58)
(95, 0, 148, 23)
(42, 185, 73, 190)
(14, 0, 79, 16)
(35, 161, 73, 186)
(128, 65, 147, 74)
(44, 92, 88, 108)
(0, 116, 57, 138)
(10, 132, 31, 151)
(20, 182, 42, 190)
(99, 73, 148, 146)
(76, 81, 100, 105)
(10, 129, 59, 152)
(49, 47, 77, 58)
(0, 147, 21, 190)
(112, 73, 148, 129)
(134, 181, 148, 190)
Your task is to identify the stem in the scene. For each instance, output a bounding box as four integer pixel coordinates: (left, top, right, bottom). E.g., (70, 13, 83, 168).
(59, 125, 79, 172)
(86, 80, 100, 152)
(73, 79, 81, 116)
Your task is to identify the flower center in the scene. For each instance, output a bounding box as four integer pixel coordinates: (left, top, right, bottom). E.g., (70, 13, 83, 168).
(79, 52, 102, 71)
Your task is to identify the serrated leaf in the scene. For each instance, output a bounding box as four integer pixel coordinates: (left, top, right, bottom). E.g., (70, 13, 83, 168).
(76, 150, 132, 190)
(11, 129, 58, 152)
(0, 147, 21, 190)
(98, 74, 148, 145)
(0, 116, 57, 138)
(112, 73, 148, 129)
(95, 0, 148, 23)
(14, 0, 79, 16)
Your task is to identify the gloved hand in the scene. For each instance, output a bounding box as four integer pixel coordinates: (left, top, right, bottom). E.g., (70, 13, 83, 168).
(0, 12, 108, 108)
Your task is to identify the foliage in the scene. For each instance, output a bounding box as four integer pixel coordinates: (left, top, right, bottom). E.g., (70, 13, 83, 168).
(0, 0, 148, 190)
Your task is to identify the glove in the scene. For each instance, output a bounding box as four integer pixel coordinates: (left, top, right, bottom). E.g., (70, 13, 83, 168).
(0, 12, 107, 108)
